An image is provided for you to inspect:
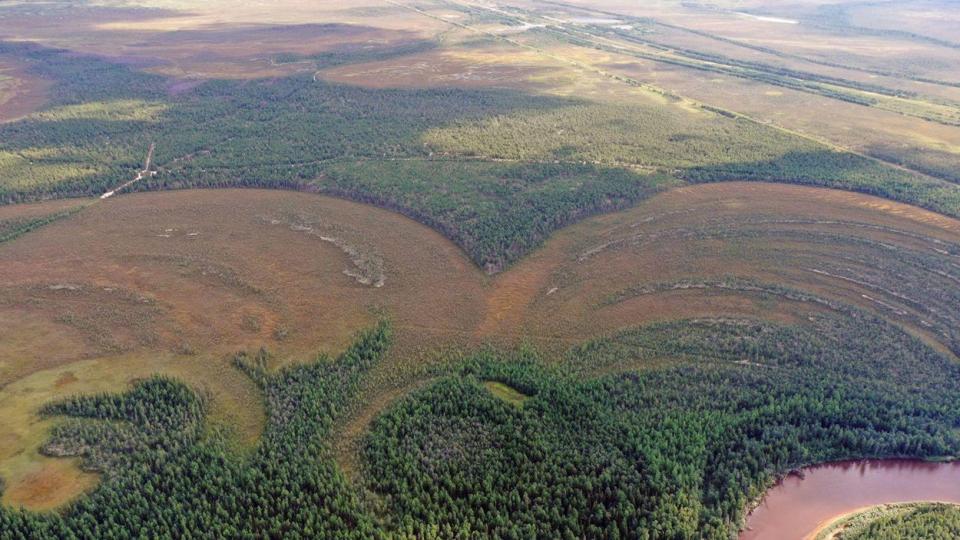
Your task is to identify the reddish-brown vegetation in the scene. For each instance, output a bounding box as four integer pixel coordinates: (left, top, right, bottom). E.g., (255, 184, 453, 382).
(2, 182, 959, 509)
(0, 56, 52, 122)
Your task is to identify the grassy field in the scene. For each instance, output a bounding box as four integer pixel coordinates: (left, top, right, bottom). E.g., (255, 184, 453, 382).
(0, 1, 452, 80)
(482, 380, 530, 407)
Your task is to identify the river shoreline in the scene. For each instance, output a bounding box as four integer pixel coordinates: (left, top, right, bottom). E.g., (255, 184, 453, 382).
(740, 459, 960, 539)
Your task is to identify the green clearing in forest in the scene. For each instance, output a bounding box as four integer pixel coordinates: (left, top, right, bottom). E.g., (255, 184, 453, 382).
(482, 380, 530, 407)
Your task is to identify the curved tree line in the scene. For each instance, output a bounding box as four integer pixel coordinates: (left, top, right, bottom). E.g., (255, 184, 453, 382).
(2, 306, 960, 537)
(2, 41, 960, 272)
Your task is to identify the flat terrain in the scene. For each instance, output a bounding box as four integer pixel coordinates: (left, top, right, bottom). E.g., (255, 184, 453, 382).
(0, 56, 50, 122)
(1, 182, 958, 509)
(0, 1, 451, 80)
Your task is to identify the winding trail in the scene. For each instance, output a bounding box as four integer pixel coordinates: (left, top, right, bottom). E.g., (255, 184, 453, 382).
(100, 142, 155, 200)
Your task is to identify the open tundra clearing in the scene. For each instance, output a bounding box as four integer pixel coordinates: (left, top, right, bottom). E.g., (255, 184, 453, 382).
(1, 182, 959, 508)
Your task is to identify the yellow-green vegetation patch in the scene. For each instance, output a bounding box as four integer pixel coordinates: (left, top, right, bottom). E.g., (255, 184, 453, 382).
(0, 351, 265, 511)
(0, 150, 102, 191)
(483, 380, 530, 407)
(27, 100, 168, 123)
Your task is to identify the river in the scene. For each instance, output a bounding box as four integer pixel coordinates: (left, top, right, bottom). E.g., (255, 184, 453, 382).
(741, 459, 960, 539)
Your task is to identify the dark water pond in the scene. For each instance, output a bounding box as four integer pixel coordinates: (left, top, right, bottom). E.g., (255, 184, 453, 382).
(740, 459, 960, 539)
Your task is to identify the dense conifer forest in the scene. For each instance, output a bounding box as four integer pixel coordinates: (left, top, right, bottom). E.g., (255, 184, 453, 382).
(0, 322, 392, 539)
(1, 307, 958, 538)
(842, 504, 960, 539)
(3, 41, 960, 271)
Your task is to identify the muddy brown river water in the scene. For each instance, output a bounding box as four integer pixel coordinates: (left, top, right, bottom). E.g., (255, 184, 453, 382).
(740, 460, 960, 539)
